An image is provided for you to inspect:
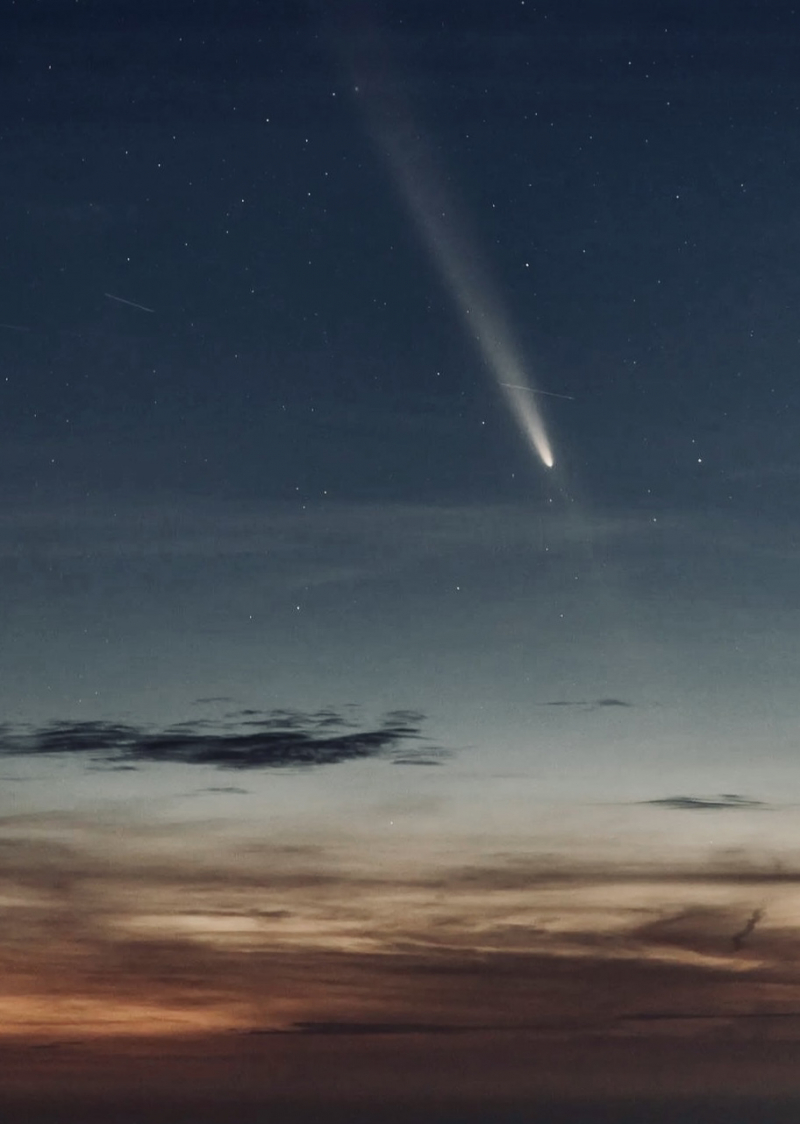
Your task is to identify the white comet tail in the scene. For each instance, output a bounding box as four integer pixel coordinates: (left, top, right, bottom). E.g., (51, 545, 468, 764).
(502, 383, 554, 468)
(374, 114, 555, 471)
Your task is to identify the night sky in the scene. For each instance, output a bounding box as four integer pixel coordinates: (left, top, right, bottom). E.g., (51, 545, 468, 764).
(2, 1, 800, 1119)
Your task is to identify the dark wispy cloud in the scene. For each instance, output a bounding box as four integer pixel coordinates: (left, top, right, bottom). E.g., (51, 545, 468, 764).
(543, 698, 633, 710)
(645, 794, 766, 811)
(253, 1021, 479, 1036)
(0, 708, 436, 771)
(391, 756, 446, 767)
(732, 908, 764, 951)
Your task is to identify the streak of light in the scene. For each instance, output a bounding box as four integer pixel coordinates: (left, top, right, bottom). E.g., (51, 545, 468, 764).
(104, 292, 155, 313)
(356, 82, 555, 470)
(499, 383, 575, 401)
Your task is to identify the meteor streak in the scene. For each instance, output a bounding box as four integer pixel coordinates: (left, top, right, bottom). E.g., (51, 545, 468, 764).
(104, 293, 155, 313)
(500, 383, 575, 402)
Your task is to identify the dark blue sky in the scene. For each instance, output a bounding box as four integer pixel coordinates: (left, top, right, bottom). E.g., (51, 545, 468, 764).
(3, 0, 799, 510)
(2, 0, 800, 1113)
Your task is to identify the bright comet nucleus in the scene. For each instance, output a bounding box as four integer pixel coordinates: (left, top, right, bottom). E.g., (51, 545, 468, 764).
(505, 386, 555, 468)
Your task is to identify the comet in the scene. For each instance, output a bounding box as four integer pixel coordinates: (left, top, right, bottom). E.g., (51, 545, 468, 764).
(353, 70, 556, 471)
(382, 137, 554, 469)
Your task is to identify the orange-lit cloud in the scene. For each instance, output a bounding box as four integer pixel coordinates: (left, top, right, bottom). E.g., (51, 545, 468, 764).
(2, 815, 800, 1047)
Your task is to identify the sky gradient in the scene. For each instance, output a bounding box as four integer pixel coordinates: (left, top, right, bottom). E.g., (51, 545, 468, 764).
(2, 0, 800, 1119)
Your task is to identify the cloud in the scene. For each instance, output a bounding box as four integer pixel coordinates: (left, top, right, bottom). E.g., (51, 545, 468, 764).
(0, 497, 678, 575)
(645, 795, 766, 811)
(391, 755, 447, 767)
(3, 819, 800, 1053)
(253, 1021, 477, 1036)
(0, 708, 435, 772)
(544, 697, 633, 711)
(732, 908, 764, 951)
